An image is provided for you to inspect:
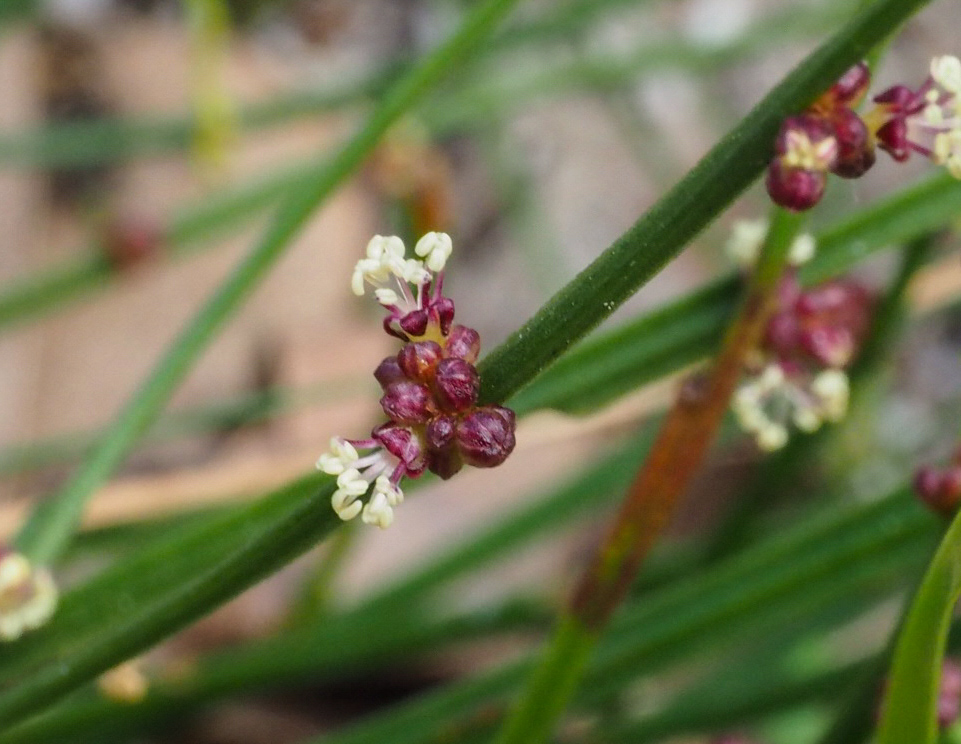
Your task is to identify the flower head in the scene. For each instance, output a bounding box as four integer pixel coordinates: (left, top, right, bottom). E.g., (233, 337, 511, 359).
(321, 233, 517, 527)
(0, 549, 57, 641)
(727, 224, 872, 450)
(870, 55, 961, 178)
(913, 445, 961, 516)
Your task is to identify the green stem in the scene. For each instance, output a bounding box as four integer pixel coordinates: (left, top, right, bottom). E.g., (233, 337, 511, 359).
(12, 0, 525, 566)
(492, 207, 802, 744)
(877, 508, 961, 744)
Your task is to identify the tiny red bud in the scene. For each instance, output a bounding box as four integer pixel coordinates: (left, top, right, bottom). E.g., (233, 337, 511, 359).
(103, 217, 163, 271)
(380, 381, 435, 424)
(455, 406, 516, 468)
(766, 160, 827, 211)
(433, 358, 480, 412)
(374, 356, 406, 389)
(831, 62, 871, 106)
(828, 108, 875, 179)
(445, 325, 481, 363)
(397, 341, 443, 383)
(426, 414, 456, 451)
(399, 309, 430, 338)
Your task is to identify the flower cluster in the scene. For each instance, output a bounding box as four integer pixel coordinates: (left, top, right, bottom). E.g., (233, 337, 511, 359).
(727, 222, 873, 450)
(767, 55, 961, 211)
(939, 659, 961, 729)
(913, 445, 961, 516)
(0, 548, 57, 641)
(318, 232, 516, 528)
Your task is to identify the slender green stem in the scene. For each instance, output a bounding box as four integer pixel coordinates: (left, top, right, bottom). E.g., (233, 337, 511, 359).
(877, 507, 961, 743)
(492, 207, 802, 744)
(12, 0, 525, 566)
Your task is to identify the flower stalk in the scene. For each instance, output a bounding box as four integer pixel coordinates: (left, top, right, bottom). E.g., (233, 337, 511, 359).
(493, 207, 804, 744)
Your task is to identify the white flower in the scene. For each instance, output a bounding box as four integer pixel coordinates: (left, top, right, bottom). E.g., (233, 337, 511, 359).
(934, 130, 961, 179)
(362, 490, 394, 529)
(0, 552, 57, 641)
(788, 233, 816, 266)
(414, 232, 453, 273)
(811, 369, 850, 422)
(931, 55, 961, 95)
(726, 219, 768, 268)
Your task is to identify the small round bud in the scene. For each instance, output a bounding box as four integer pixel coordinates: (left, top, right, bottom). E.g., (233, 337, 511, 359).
(455, 406, 516, 468)
(397, 341, 443, 383)
(766, 160, 827, 211)
(829, 108, 876, 179)
(380, 381, 434, 425)
(398, 309, 430, 339)
(831, 62, 871, 105)
(103, 217, 163, 271)
(433, 358, 480, 412)
(374, 356, 407, 389)
(425, 414, 456, 451)
(445, 325, 481, 363)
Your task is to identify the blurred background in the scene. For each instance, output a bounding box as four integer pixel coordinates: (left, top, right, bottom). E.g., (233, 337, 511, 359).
(0, 0, 960, 741)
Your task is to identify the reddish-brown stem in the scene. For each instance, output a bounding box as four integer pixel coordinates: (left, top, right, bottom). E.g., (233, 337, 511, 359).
(570, 209, 802, 630)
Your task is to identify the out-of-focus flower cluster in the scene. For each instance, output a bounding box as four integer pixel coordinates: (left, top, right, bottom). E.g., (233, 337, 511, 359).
(0, 548, 57, 642)
(913, 445, 961, 516)
(726, 220, 873, 450)
(317, 233, 516, 528)
(767, 55, 961, 211)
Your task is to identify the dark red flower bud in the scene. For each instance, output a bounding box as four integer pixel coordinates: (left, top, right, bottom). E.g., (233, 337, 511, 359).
(380, 381, 434, 424)
(425, 415, 463, 479)
(873, 84, 915, 108)
(372, 422, 426, 476)
(913, 465, 959, 516)
(799, 326, 855, 368)
(831, 62, 871, 106)
(766, 160, 827, 211)
(433, 358, 480, 411)
(430, 297, 455, 336)
(455, 406, 516, 468)
(103, 217, 164, 271)
(427, 448, 464, 480)
(397, 341, 443, 383)
(876, 118, 910, 161)
(426, 414, 456, 451)
(398, 308, 430, 339)
(445, 325, 481, 363)
(829, 108, 875, 179)
(374, 356, 407, 389)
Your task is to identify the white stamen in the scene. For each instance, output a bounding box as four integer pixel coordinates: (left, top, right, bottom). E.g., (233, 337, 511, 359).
(788, 234, 816, 266)
(931, 55, 961, 95)
(811, 369, 849, 421)
(362, 490, 394, 528)
(414, 232, 454, 273)
(375, 288, 400, 306)
(726, 219, 768, 268)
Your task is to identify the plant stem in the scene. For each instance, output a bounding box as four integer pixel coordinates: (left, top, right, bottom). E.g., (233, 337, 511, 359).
(11, 0, 525, 566)
(493, 203, 801, 744)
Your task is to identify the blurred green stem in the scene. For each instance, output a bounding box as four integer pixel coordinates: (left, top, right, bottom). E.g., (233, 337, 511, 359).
(492, 208, 803, 744)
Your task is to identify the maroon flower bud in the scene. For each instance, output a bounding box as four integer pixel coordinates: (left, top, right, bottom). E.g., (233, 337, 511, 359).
(913, 465, 961, 516)
(939, 660, 961, 728)
(427, 448, 464, 480)
(830, 61, 871, 106)
(799, 326, 856, 368)
(398, 309, 430, 339)
(828, 108, 875, 179)
(876, 118, 911, 162)
(426, 415, 456, 451)
(374, 356, 407, 389)
(445, 325, 481, 363)
(433, 358, 480, 412)
(766, 160, 827, 211)
(380, 381, 434, 424)
(397, 341, 443, 383)
(455, 406, 516, 468)
(372, 422, 426, 476)
(430, 297, 455, 336)
(103, 217, 164, 271)
(873, 84, 915, 109)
